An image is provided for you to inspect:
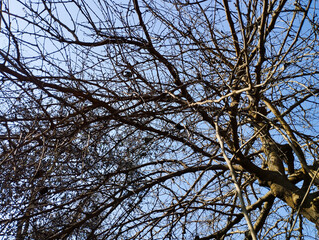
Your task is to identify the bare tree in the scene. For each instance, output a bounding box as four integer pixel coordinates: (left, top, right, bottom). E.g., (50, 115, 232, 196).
(1, 0, 319, 239)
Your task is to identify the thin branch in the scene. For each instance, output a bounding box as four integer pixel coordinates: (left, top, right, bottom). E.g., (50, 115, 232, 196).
(215, 120, 257, 240)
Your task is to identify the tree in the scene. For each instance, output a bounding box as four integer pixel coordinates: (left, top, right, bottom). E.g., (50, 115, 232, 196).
(1, 0, 319, 239)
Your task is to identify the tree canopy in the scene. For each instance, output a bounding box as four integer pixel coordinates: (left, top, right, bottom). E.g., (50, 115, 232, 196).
(1, 0, 319, 239)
